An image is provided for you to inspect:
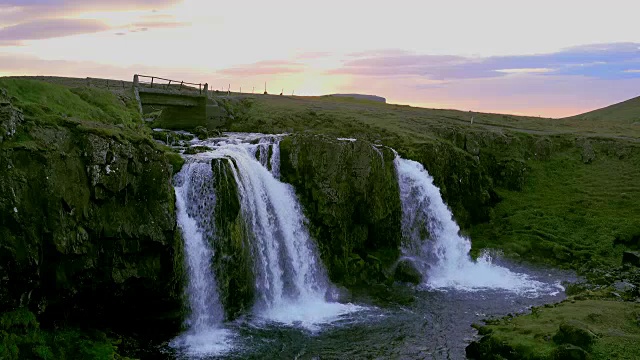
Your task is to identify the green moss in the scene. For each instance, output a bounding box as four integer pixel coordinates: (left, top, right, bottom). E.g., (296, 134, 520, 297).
(0, 309, 127, 360)
(470, 140, 640, 268)
(0, 78, 141, 128)
(470, 300, 640, 360)
(0, 120, 183, 337)
(279, 135, 402, 286)
(165, 151, 185, 174)
(210, 159, 254, 319)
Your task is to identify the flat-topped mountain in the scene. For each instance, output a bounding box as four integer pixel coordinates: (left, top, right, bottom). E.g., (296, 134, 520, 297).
(325, 93, 386, 103)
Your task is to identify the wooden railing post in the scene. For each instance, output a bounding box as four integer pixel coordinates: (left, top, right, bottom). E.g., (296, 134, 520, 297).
(135, 74, 209, 96)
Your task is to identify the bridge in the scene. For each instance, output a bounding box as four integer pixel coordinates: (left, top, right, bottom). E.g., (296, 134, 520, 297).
(133, 74, 226, 129)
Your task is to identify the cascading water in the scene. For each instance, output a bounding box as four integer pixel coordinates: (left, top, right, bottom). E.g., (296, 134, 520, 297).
(204, 134, 359, 329)
(171, 132, 358, 352)
(394, 155, 562, 296)
(251, 136, 281, 179)
(169, 161, 234, 356)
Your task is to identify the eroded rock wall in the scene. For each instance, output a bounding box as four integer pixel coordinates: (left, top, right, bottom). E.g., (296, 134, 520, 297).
(0, 122, 184, 333)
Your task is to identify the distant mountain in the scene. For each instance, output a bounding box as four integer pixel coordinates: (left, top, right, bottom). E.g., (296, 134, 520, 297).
(565, 95, 640, 124)
(325, 94, 386, 103)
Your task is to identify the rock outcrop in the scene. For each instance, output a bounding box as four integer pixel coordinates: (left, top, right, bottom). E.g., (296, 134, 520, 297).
(0, 89, 24, 143)
(210, 159, 254, 320)
(280, 135, 402, 285)
(0, 121, 185, 333)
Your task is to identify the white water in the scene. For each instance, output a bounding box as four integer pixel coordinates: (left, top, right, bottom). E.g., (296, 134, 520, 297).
(170, 161, 234, 356)
(184, 133, 360, 331)
(394, 156, 562, 296)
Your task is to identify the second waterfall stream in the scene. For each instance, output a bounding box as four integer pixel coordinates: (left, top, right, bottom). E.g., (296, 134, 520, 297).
(170, 133, 360, 356)
(394, 155, 562, 295)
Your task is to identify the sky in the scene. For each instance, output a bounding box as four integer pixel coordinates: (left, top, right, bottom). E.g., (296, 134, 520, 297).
(1, 0, 639, 117)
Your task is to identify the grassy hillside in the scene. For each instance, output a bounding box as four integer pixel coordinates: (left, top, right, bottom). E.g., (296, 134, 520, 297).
(6, 76, 638, 269)
(566, 95, 640, 125)
(224, 93, 640, 269)
(228, 94, 640, 141)
(0, 78, 141, 127)
(3, 76, 639, 358)
(226, 92, 640, 358)
(469, 299, 640, 359)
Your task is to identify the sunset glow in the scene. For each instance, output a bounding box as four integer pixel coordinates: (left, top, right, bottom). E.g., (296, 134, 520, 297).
(2, 0, 639, 117)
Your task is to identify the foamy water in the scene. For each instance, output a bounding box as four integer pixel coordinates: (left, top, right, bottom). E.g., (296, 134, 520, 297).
(394, 156, 563, 297)
(171, 133, 362, 357)
(171, 161, 234, 356)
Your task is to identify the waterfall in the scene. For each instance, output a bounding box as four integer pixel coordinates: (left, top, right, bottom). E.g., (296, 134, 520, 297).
(394, 155, 561, 296)
(169, 161, 234, 356)
(174, 133, 358, 338)
(250, 135, 282, 179)
(213, 137, 358, 329)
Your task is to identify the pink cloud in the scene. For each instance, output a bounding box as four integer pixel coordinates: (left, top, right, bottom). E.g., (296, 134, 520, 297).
(0, 1, 182, 24)
(218, 60, 306, 76)
(0, 19, 109, 42)
(337, 72, 640, 118)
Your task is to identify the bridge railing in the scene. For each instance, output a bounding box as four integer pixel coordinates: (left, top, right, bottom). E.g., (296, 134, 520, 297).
(133, 74, 208, 95)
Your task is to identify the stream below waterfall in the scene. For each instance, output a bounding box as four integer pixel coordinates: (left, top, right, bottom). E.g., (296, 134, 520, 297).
(161, 264, 571, 360)
(152, 132, 574, 360)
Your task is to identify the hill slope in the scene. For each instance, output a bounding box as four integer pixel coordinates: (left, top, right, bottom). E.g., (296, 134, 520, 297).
(565, 95, 640, 124)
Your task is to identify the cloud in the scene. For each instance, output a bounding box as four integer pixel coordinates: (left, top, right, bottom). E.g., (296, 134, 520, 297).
(122, 20, 189, 33)
(347, 49, 413, 58)
(0, 14, 188, 43)
(218, 60, 306, 76)
(0, 1, 182, 24)
(0, 54, 208, 84)
(0, 0, 180, 9)
(0, 19, 109, 41)
(338, 71, 640, 118)
(331, 42, 640, 81)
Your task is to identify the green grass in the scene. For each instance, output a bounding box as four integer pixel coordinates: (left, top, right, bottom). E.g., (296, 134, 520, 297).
(0, 78, 141, 127)
(470, 147, 640, 268)
(479, 300, 640, 359)
(223, 93, 640, 268)
(565, 95, 640, 125)
(228, 94, 640, 143)
(0, 77, 185, 165)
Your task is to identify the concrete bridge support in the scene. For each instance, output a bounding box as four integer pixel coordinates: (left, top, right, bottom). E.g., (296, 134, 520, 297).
(133, 74, 225, 130)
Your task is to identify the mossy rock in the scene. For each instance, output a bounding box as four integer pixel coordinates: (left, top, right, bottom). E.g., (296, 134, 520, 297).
(0, 120, 185, 334)
(279, 134, 402, 286)
(210, 159, 255, 320)
(553, 320, 596, 349)
(552, 344, 588, 360)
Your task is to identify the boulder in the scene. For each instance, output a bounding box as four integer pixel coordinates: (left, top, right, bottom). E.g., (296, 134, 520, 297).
(465, 335, 518, 359)
(553, 320, 596, 349)
(613, 280, 636, 293)
(578, 139, 596, 164)
(623, 251, 640, 267)
(553, 344, 588, 360)
(394, 259, 423, 284)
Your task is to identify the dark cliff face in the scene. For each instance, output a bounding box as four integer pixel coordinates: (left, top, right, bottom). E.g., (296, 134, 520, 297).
(279, 135, 402, 286)
(0, 121, 185, 333)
